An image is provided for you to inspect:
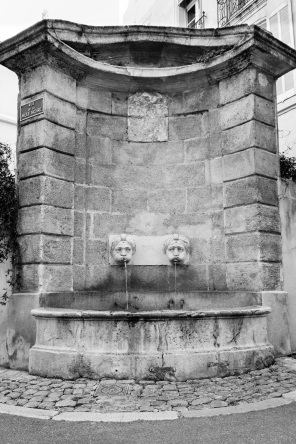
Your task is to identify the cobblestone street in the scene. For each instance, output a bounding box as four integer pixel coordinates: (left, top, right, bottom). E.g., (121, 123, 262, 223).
(0, 358, 295, 415)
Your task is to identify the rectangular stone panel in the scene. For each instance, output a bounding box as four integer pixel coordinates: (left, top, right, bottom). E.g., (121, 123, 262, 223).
(20, 92, 76, 129)
(20, 64, 76, 102)
(18, 206, 73, 236)
(222, 148, 278, 181)
(224, 176, 278, 208)
(226, 233, 282, 262)
(19, 176, 74, 208)
(18, 148, 74, 182)
(87, 113, 127, 140)
(220, 95, 275, 130)
(219, 69, 274, 105)
(225, 204, 280, 234)
(221, 120, 277, 155)
(18, 120, 75, 155)
(19, 234, 72, 264)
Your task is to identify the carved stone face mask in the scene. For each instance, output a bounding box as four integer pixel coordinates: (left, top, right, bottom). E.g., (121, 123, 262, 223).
(110, 234, 136, 265)
(163, 234, 190, 266)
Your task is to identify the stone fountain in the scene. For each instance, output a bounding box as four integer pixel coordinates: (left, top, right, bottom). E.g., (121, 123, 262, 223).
(0, 21, 295, 380)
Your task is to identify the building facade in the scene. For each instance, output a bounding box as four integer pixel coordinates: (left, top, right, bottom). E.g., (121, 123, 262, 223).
(124, 0, 296, 156)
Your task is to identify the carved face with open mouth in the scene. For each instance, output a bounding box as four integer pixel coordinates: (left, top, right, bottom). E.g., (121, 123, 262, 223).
(163, 234, 190, 266)
(110, 234, 136, 265)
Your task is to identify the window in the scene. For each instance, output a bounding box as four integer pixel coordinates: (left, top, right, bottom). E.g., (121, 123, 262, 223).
(179, 0, 204, 29)
(269, 4, 294, 96)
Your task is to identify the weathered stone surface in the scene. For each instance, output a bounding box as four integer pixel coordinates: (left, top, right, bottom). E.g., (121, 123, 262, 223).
(18, 206, 73, 236)
(77, 85, 111, 113)
(223, 148, 278, 181)
(40, 265, 73, 292)
(168, 84, 219, 115)
(225, 204, 280, 234)
(220, 95, 275, 130)
(19, 176, 74, 208)
(19, 235, 72, 263)
(169, 113, 208, 140)
(86, 188, 110, 212)
(87, 113, 127, 140)
(20, 92, 76, 129)
(19, 120, 75, 154)
(221, 120, 276, 155)
(87, 136, 112, 165)
(219, 69, 274, 105)
(112, 189, 148, 213)
(187, 185, 223, 213)
(20, 64, 76, 102)
(226, 233, 282, 262)
(112, 140, 184, 165)
(224, 177, 278, 208)
(148, 189, 186, 213)
(18, 148, 74, 181)
(226, 262, 281, 291)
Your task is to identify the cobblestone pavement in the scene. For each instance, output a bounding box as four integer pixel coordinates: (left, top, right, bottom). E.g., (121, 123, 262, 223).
(0, 358, 296, 415)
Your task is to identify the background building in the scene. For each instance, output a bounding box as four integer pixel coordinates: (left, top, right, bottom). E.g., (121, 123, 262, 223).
(124, 0, 296, 156)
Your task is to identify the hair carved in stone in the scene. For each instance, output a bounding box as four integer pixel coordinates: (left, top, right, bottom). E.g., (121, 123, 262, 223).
(163, 234, 190, 266)
(110, 234, 136, 265)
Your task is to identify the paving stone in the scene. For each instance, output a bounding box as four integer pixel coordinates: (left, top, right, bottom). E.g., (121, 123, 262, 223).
(56, 399, 77, 407)
(190, 397, 213, 405)
(210, 400, 228, 408)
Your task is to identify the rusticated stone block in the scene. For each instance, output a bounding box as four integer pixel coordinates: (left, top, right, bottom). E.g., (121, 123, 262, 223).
(221, 120, 276, 155)
(220, 95, 275, 130)
(225, 204, 280, 234)
(148, 189, 186, 213)
(226, 233, 282, 262)
(19, 120, 75, 154)
(112, 189, 148, 213)
(223, 148, 278, 181)
(41, 265, 73, 292)
(86, 187, 110, 212)
(184, 134, 222, 162)
(169, 113, 208, 140)
(18, 148, 74, 181)
(20, 264, 40, 292)
(226, 262, 281, 291)
(219, 68, 274, 105)
(19, 176, 74, 208)
(20, 92, 76, 129)
(85, 240, 108, 266)
(77, 85, 111, 113)
(111, 140, 184, 165)
(87, 136, 112, 165)
(74, 211, 85, 237)
(93, 214, 129, 238)
(87, 113, 127, 140)
(187, 185, 223, 213)
(224, 176, 278, 208)
(19, 234, 71, 264)
(168, 84, 219, 115)
(20, 64, 76, 102)
(210, 238, 225, 263)
(73, 238, 84, 265)
(18, 206, 73, 236)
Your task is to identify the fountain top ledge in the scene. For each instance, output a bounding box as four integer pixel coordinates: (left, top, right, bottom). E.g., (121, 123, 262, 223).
(1, 20, 296, 87)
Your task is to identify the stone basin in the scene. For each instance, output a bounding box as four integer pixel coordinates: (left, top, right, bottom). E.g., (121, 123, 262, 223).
(29, 305, 274, 381)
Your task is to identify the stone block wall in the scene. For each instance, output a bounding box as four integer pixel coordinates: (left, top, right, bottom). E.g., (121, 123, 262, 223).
(16, 63, 283, 295)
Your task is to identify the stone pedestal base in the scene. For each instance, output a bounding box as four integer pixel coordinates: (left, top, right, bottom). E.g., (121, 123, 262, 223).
(29, 307, 274, 381)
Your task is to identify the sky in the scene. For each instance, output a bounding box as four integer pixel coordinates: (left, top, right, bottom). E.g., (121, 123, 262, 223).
(0, 0, 129, 41)
(0, 0, 129, 120)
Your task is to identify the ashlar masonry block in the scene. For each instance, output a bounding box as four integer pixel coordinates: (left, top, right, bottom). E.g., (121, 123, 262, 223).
(19, 120, 75, 155)
(20, 64, 76, 102)
(219, 68, 274, 105)
(19, 176, 74, 209)
(221, 94, 275, 130)
(226, 232, 282, 263)
(225, 204, 281, 234)
(226, 262, 281, 291)
(18, 206, 73, 236)
(224, 176, 278, 208)
(19, 234, 72, 264)
(18, 148, 74, 182)
(223, 148, 278, 181)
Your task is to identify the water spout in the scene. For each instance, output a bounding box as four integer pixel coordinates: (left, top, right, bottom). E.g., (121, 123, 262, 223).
(124, 260, 128, 310)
